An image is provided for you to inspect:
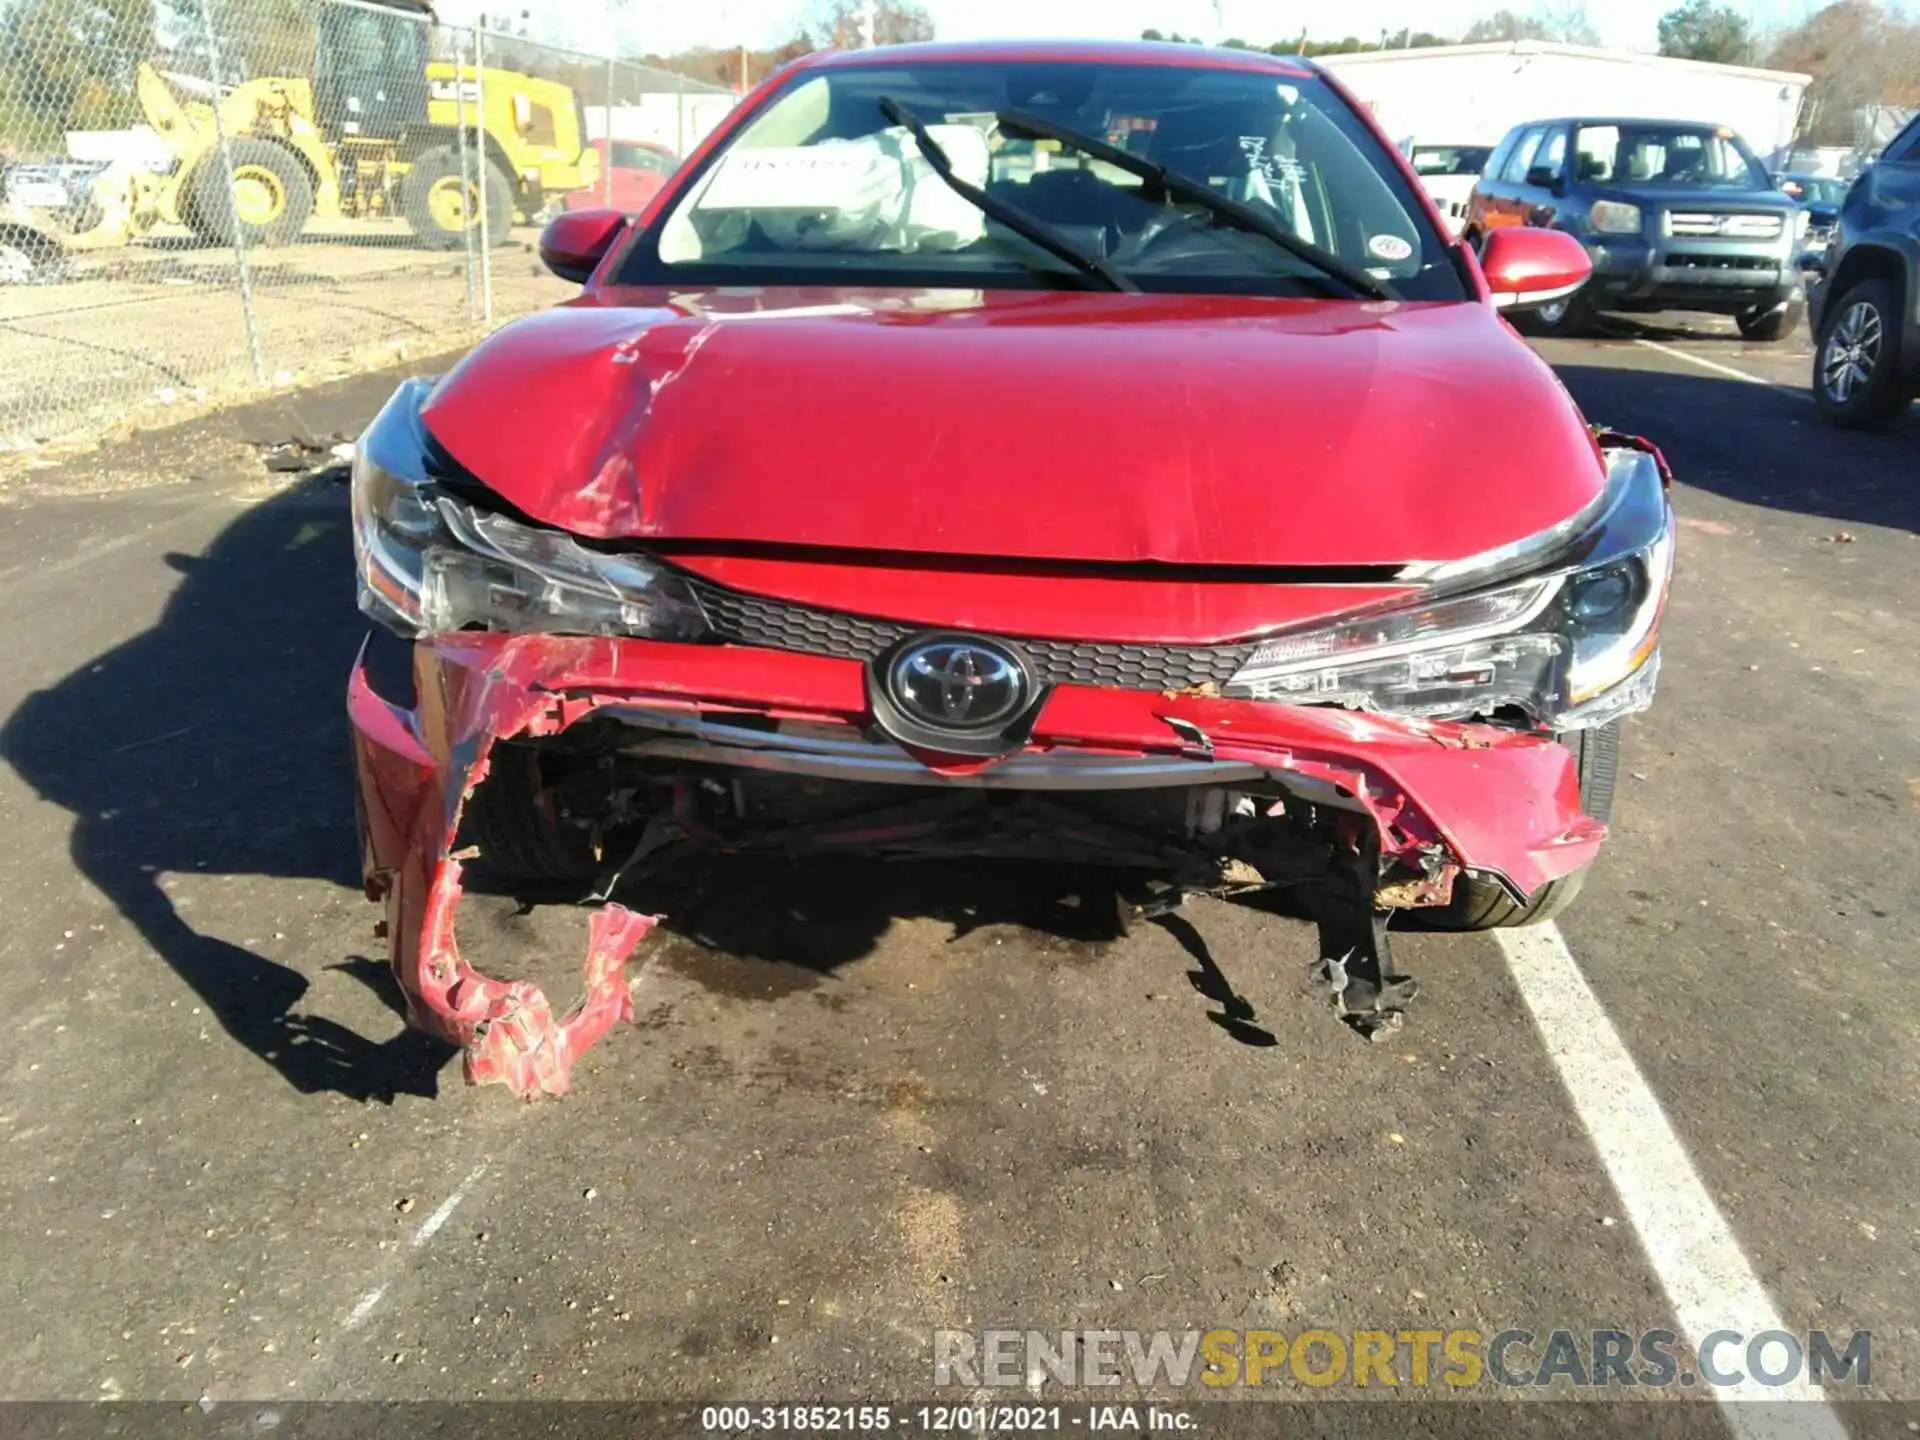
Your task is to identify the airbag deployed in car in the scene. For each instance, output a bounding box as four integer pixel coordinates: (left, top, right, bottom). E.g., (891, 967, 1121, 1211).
(687, 125, 990, 254)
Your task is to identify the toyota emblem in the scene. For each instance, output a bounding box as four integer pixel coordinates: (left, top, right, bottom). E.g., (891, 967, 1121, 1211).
(885, 636, 1029, 732)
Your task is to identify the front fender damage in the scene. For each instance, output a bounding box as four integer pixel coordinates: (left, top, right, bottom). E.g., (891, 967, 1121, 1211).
(349, 635, 659, 1099)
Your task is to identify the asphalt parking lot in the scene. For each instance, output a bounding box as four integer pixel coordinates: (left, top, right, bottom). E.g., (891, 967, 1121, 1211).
(0, 312, 1915, 1437)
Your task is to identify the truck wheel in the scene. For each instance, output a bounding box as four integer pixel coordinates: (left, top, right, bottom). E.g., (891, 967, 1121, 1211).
(185, 138, 314, 247)
(463, 742, 601, 884)
(0, 225, 67, 284)
(1511, 291, 1595, 338)
(1814, 278, 1910, 429)
(404, 148, 514, 250)
(1424, 722, 1622, 931)
(1736, 299, 1805, 343)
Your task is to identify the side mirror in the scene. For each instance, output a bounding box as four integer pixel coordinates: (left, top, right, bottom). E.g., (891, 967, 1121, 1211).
(1479, 226, 1592, 313)
(539, 207, 629, 285)
(1525, 164, 1563, 191)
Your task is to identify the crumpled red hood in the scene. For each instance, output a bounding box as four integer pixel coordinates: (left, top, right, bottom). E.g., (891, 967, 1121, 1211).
(421, 287, 1603, 568)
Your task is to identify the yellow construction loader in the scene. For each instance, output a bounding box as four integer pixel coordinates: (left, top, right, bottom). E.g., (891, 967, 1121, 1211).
(16, 0, 598, 257)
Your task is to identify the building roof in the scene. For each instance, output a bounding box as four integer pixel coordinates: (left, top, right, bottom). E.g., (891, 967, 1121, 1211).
(1317, 40, 1809, 89)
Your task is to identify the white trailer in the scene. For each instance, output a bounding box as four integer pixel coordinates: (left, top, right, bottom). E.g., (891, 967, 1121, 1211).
(1320, 42, 1809, 163)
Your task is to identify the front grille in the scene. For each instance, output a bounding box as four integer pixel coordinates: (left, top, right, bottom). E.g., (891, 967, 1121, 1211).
(684, 576, 1260, 692)
(1666, 211, 1785, 239)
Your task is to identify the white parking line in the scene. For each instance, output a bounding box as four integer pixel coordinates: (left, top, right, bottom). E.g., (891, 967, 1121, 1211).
(1495, 924, 1850, 1440)
(1630, 337, 1813, 403)
(340, 1160, 490, 1332)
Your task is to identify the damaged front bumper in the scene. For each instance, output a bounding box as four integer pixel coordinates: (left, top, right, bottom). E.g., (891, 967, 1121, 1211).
(348, 632, 1608, 1098)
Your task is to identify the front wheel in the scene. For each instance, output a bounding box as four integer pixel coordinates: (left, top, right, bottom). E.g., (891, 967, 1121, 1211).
(1510, 291, 1595, 338)
(1424, 721, 1622, 930)
(403, 147, 515, 250)
(184, 138, 314, 247)
(1735, 299, 1805, 343)
(463, 742, 601, 883)
(1814, 278, 1910, 429)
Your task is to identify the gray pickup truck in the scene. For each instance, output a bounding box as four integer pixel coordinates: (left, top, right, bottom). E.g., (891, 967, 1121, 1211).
(1466, 117, 1809, 340)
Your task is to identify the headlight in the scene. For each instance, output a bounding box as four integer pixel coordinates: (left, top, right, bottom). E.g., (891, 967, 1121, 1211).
(1588, 200, 1642, 235)
(1794, 208, 1812, 240)
(352, 380, 707, 641)
(1224, 446, 1673, 730)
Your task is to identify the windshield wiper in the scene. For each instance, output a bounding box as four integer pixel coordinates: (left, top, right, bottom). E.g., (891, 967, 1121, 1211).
(875, 95, 1135, 293)
(996, 108, 1399, 301)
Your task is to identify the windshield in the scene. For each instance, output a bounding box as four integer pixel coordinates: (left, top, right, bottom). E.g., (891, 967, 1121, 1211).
(610, 142, 677, 172)
(1781, 174, 1846, 206)
(622, 60, 1463, 300)
(1573, 124, 1769, 190)
(1410, 145, 1492, 177)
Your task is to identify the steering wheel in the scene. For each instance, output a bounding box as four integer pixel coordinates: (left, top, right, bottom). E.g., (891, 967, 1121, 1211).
(1112, 207, 1223, 266)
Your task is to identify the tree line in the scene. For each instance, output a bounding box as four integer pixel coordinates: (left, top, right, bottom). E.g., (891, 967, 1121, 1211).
(1142, 0, 1920, 148)
(1656, 0, 1920, 144)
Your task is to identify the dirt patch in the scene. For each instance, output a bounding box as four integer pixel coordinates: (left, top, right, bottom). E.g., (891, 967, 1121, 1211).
(0, 222, 570, 464)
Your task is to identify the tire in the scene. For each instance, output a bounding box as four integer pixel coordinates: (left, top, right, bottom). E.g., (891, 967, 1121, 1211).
(0, 225, 67, 284)
(1424, 721, 1622, 931)
(184, 138, 313, 247)
(1813, 277, 1910, 429)
(403, 147, 514, 251)
(1511, 290, 1595, 338)
(464, 742, 600, 884)
(1735, 299, 1804, 343)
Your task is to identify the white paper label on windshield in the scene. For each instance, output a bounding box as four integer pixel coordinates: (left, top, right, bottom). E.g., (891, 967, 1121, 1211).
(1368, 234, 1414, 262)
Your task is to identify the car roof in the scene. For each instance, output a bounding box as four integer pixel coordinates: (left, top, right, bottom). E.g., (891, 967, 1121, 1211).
(1508, 117, 1736, 131)
(787, 38, 1319, 79)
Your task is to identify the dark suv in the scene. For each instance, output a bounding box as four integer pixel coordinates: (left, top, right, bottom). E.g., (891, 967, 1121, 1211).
(1468, 117, 1808, 340)
(1811, 113, 1920, 428)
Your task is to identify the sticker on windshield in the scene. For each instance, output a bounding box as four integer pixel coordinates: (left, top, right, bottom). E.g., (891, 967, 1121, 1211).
(1367, 233, 1414, 262)
(1237, 136, 1306, 186)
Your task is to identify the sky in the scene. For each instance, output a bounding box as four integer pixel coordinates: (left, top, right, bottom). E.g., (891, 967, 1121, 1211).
(439, 0, 1814, 61)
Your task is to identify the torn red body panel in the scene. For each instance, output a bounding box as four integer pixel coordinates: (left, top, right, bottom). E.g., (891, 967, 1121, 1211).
(348, 638, 663, 1098)
(350, 632, 1604, 1094)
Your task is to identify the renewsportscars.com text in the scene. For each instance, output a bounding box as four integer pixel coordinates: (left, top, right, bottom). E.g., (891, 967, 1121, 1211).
(934, 1328, 1873, 1391)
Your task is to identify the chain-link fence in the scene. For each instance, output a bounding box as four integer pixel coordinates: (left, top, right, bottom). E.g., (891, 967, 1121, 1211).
(0, 0, 737, 450)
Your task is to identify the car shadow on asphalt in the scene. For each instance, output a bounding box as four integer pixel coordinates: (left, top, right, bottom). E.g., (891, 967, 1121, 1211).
(1553, 363, 1919, 535)
(1151, 911, 1279, 1048)
(0, 479, 460, 1104)
(0, 476, 1293, 1101)
(1592, 313, 1805, 347)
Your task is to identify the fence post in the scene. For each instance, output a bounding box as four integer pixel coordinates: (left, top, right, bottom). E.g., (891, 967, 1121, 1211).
(452, 22, 479, 323)
(197, 0, 267, 384)
(604, 56, 616, 204)
(475, 18, 494, 327)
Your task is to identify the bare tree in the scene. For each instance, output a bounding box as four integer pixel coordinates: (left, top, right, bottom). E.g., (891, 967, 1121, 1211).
(1463, 4, 1600, 45)
(1766, 0, 1920, 145)
(810, 0, 935, 50)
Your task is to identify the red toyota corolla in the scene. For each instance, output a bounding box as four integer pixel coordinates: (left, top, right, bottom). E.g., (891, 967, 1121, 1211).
(348, 41, 1674, 1096)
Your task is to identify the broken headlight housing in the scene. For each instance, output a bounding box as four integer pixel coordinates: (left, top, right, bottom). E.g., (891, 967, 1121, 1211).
(352, 379, 707, 641)
(1224, 445, 1673, 730)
